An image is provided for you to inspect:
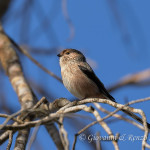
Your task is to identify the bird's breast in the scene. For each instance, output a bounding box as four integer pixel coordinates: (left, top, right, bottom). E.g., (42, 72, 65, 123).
(61, 64, 100, 99)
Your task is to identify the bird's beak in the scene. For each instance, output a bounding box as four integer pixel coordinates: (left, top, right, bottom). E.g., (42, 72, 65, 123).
(57, 53, 61, 57)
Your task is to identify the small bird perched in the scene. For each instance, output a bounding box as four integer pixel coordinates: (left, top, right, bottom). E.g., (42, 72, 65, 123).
(57, 49, 115, 101)
(57, 48, 150, 128)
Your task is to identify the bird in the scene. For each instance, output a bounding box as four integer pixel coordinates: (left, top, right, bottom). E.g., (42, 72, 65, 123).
(57, 48, 150, 129)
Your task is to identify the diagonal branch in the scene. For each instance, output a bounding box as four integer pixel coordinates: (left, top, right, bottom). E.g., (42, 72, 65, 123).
(108, 69, 150, 92)
(0, 24, 63, 150)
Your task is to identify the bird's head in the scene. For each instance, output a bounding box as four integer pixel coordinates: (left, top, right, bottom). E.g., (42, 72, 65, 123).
(57, 49, 86, 66)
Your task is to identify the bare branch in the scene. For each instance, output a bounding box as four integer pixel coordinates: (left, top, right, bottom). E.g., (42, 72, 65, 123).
(8, 36, 62, 83)
(94, 103, 144, 130)
(62, 0, 75, 41)
(108, 69, 150, 92)
(27, 125, 40, 150)
(0, 24, 63, 149)
(58, 117, 69, 150)
(0, 23, 36, 149)
(6, 131, 13, 150)
(1, 96, 150, 149)
(95, 132, 102, 150)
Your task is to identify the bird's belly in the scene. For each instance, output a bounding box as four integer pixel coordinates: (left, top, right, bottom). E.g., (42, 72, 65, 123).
(62, 69, 100, 99)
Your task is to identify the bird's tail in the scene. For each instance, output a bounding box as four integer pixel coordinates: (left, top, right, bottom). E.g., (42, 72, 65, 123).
(121, 109, 150, 130)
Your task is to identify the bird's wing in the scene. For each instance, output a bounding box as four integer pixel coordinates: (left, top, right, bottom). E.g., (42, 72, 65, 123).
(78, 64, 115, 102)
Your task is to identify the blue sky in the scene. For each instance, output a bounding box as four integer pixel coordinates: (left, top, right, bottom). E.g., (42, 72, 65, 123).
(1, 0, 150, 149)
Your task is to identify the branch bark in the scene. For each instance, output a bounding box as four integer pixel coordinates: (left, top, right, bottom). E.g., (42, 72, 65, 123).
(0, 24, 63, 150)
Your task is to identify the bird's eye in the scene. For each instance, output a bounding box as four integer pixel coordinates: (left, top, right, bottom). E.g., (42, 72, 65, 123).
(66, 52, 70, 55)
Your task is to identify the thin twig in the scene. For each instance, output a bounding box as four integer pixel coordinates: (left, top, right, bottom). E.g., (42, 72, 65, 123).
(58, 116, 69, 150)
(27, 124, 41, 150)
(62, 0, 75, 41)
(95, 132, 101, 150)
(8, 35, 62, 83)
(94, 103, 144, 130)
(108, 69, 150, 92)
(6, 131, 13, 150)
(0, 113, 23, 124)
